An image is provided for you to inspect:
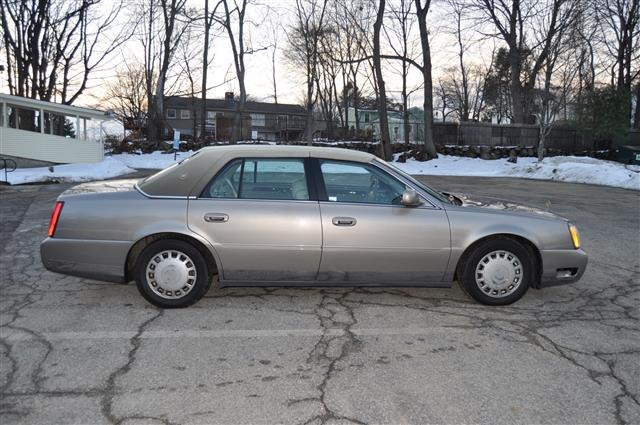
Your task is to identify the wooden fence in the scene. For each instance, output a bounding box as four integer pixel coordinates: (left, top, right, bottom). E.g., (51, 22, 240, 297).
(430, 122, 639, 154)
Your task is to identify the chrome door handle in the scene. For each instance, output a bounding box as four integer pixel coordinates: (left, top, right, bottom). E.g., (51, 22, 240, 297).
(332, 216, 356, 226)
(204, 213, 228, 223)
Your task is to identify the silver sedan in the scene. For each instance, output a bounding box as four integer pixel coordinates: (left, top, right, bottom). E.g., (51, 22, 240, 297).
(40, 145, 587, 308)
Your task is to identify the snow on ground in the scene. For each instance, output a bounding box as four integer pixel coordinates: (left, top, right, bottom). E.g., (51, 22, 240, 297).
(393, 154, 640, 191)
(110, 150, 194, 170)
(5, 157, 135, 185)
(3, 149, 638, 190)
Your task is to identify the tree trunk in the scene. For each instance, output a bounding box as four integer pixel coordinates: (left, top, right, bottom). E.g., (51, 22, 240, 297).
(509, 47, 524, 123)
(415, 0, 437, 159)
(305, 76, 314, 145)
(200, 0, 210, 140)
(271, 45, 278, 104)
(537, 129, 545, 162)
(373, 0, 392, 160)
(153, 73, 165, 144)
(634, 83, 640, 129)
(403, 95, 410, 148)
(233, 76, 246, 143)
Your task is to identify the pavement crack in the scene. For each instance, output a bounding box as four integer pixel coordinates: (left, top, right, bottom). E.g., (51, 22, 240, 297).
(289, 290, 365, 425)
(100, 308, 164, 425)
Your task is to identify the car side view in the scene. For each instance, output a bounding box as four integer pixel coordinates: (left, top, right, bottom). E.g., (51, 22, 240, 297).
(40, 145, 587, 308)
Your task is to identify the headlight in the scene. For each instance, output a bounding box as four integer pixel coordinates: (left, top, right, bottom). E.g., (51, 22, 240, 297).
(568, 224, 580, 249)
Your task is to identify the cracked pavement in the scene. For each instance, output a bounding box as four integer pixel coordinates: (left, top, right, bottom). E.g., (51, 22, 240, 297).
(1, 176, 638, 425)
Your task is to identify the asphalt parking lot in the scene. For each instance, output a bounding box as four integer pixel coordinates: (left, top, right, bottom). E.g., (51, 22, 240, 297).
(1, 175, 639, 425)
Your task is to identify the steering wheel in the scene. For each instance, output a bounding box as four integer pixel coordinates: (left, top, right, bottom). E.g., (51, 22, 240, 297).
(223, 177, 238, 198)
(367, 175, 381, 202)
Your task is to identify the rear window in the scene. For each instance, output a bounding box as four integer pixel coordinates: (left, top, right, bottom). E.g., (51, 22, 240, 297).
(139, 151, 200, 186)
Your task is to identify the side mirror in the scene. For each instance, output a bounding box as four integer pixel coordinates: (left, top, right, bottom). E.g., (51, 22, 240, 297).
(400, 189, 422, 207)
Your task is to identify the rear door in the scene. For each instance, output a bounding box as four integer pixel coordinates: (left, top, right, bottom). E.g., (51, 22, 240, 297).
(315, 159, 451, 284)
(188, 157, 322, 282)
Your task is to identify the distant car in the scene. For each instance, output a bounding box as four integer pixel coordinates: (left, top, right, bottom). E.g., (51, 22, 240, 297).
(41, 145, 587, 308)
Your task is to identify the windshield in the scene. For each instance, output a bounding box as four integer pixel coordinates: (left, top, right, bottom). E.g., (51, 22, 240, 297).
(373, 158, 451, 204)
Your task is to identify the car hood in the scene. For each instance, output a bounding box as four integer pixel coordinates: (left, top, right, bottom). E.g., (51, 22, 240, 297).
(445, 192, 566, 221)
(62, 179, 139, 196)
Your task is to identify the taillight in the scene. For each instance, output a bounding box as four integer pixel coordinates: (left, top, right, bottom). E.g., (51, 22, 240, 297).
(48, 201, 64, 237)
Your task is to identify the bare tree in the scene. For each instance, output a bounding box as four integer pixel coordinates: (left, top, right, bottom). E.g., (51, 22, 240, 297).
(265, 17, 281, 104)
(286, 0, 329, 145)
(316, 26, 342, 138)
(434, 78, 455, 123)
(385, 0, 419, 146)
(0, 0, 132, 104)
(200, 0, 223, 139)
(373, 0, 393, 160)
(414, 0, 438, 158)
(535, 31, 577, 160)
(596, 0, 640, 125)
(103, 61, 151, 136)
(146, 0, 191, 143)
(473, 0, 575, 124)
(176, 24, 202, 139)
(215, 0, 249, 143)
(446, 0, 471, 121)
(330, 0, 373, 133)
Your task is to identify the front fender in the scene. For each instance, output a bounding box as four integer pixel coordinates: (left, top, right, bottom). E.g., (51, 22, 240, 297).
(443, 207, 573, 281)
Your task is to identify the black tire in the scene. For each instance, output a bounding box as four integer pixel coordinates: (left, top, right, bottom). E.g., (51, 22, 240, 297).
(134, 239, 212, 308)
(457, 237, 533, 306)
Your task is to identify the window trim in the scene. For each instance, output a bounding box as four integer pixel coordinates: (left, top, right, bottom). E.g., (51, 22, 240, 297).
(199, 157, 316, 202)
(167, 108, 176, 119)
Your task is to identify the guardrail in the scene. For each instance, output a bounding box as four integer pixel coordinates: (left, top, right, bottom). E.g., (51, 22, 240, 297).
(0, 158, 17, 184)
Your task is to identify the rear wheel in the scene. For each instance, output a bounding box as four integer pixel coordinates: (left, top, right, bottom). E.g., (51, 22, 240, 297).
(458, 237, 533, 305)
(134, 239, 212, 308)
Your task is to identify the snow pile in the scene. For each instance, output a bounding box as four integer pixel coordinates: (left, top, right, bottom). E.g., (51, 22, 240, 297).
(5, 157, 134, 185)
(3, 149, 638, 190)
(394, 154, 640, 190)
(110, 151, 194, 169)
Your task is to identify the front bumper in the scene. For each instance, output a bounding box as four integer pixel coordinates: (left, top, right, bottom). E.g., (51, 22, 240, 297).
(538, 248, 588, 287)
(40, 237, 132, 283)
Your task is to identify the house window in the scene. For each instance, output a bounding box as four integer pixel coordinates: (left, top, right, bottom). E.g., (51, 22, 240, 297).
(250, 113, 266, 127)
(364, 113, 370, 123)
(180, 109, 190, 119)
(167, 108, 176, 119)
(394, 127, 399, 134)
(206, 110, 216, 126)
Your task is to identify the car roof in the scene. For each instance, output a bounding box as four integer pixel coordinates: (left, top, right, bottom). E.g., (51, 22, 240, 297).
(136, 144, 378, 198)
(197, 144, 376, 162)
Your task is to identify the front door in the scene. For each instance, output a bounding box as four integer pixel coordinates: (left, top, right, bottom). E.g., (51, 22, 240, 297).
(316, 160, 451, 284)
(188, 158, 322, 282)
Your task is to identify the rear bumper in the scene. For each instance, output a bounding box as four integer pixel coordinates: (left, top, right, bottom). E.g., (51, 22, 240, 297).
(40, 237, 132, 283)
(539, 248, 588, 287)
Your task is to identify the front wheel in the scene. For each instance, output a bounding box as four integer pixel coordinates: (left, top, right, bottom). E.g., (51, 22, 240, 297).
(134, 239, 212, 308)
(458, 237, 533, 305)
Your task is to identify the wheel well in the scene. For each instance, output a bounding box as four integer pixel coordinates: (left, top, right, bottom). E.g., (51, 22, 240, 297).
(454, 234, 542, 288)
(124, 232, 218, 282)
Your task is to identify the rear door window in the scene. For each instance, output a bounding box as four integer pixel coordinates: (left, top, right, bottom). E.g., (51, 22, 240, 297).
(203, 158, 309, 201)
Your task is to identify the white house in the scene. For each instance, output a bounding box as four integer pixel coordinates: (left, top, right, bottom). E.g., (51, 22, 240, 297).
(0, 93, 111, 164)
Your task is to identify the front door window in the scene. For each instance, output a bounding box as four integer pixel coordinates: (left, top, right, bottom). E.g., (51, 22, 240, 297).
(319, 160, 406, 205)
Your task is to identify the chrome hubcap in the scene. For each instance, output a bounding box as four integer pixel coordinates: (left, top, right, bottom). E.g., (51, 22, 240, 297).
(475, 250, 523, 298)
(145, 250, 197, 299)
